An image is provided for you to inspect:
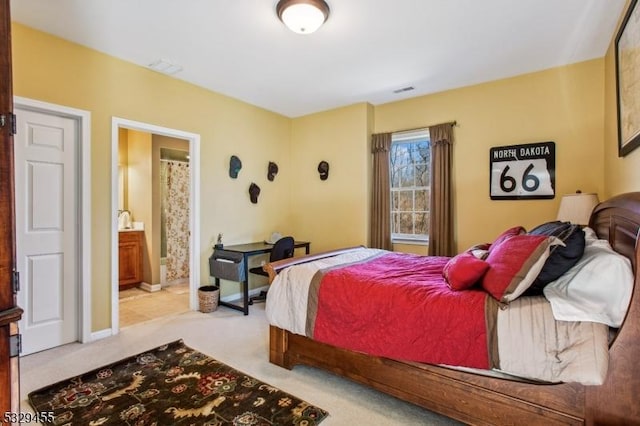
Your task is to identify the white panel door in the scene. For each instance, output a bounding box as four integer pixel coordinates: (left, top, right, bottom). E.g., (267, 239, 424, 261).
(15, 107, 78, 355)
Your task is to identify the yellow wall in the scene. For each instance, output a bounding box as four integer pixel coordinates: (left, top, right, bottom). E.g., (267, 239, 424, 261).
(117, 128, 129, 210)
(604, 1, 640, 196)
(375, 60, 606, 252)
(12, 23, 292, 330)
(290, 103, 372, 253)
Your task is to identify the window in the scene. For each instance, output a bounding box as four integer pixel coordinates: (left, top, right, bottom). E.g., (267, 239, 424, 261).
(390, 129, 430, 243)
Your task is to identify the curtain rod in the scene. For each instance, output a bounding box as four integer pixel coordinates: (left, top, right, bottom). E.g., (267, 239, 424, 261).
(389, 120, 458, 134)
(160, 158, 190, 164)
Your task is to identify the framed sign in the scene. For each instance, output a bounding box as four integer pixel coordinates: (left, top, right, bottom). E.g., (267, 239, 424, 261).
(490, 141, 555, 200)
(616, 0, 640, 157)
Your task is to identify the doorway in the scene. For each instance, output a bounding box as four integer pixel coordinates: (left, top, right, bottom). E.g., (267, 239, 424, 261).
(111, 118, 200, 334)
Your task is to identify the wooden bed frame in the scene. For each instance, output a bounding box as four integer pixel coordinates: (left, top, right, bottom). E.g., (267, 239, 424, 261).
(265, 192, 640, 425)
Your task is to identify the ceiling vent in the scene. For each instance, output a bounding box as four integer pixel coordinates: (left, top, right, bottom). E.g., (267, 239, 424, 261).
(393, 86, 415, 94)
(148, 59, 183, 75)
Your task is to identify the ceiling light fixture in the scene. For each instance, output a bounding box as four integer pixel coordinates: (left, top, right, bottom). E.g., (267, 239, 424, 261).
(276, 0, 330, 35)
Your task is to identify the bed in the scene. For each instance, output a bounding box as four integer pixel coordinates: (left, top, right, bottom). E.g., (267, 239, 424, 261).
(264, 192, 640, 425)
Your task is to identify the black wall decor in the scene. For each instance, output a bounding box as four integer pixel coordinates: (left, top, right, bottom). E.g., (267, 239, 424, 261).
(489, 141, 555, 200)
(318, 160, 329, 180)
(249, 183, 261, 204)
(229, 155, 242, 179)
(268, 161, 279, 181)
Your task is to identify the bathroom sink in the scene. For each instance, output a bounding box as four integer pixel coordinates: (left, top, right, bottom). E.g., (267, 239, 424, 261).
(118, 222, 144, 232)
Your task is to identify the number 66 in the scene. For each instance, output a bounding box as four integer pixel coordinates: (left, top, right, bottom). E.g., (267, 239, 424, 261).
(499, 164, 540, 193)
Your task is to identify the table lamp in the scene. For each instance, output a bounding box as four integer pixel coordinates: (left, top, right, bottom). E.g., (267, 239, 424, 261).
(556, 191, 599, 226)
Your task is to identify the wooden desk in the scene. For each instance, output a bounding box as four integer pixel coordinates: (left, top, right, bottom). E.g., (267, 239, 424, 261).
(211, 241, 310, 315)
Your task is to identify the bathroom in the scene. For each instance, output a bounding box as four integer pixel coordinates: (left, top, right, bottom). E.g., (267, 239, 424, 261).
(118, 128, 191, 326)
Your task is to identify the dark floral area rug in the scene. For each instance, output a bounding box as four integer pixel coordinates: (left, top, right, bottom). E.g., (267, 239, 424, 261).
(28, 340, 329, 425)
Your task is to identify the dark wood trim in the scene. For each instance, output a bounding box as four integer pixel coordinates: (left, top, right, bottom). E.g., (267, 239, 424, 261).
(268, 192, 640, 424)
(0, 0, 21, 417)
(0, 306, 23, 328)
(0, 0, 15, 313)
(0, 325, 11, 414)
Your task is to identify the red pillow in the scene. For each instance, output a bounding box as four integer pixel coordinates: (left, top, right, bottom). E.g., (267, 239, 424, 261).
(443, 252, 490, 291)
(481, 234, 555, 302)
(488, 226, 526, 252)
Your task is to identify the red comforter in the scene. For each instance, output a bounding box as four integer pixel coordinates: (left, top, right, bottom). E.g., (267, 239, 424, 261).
(306, 252, 494, 368)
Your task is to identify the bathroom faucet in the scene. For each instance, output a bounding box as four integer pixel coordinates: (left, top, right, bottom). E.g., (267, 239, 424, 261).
(118, 209, 132, 229)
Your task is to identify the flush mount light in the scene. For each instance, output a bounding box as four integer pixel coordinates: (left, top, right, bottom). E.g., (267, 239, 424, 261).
(276, 0, 330, 35)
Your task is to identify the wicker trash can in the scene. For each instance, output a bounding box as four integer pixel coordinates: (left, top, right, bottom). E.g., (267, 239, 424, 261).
(198, 285, 220, 313)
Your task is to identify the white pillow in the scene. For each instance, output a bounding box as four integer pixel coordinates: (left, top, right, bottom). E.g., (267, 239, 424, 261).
(582, 226, 599, 246)
(543, 233, 634, 327)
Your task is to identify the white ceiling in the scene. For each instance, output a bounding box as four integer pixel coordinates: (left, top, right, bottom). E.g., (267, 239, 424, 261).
(10, 0, 626, 118)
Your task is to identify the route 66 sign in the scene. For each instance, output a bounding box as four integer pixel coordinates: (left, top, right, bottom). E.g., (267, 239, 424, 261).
(490, 141, 555, 200)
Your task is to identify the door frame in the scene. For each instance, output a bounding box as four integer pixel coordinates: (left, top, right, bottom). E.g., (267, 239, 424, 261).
(111, 117, 200, 335)
(14, 96, 92, 344)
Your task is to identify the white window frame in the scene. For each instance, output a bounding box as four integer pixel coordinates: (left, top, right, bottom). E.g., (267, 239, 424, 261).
(390, 129, 430, 245)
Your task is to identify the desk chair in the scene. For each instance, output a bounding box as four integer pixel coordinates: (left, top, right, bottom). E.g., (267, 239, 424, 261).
(248, 236, 294, 305)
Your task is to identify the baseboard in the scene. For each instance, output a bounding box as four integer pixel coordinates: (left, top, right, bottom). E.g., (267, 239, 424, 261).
(90, 328, 112, 341)
(140, 282, 162, 292)
(220, 285, 269, 302)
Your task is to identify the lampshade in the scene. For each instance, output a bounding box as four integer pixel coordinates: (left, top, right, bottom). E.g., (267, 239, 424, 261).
(276, 0, 330, 34)
(556, 192, 599, 225)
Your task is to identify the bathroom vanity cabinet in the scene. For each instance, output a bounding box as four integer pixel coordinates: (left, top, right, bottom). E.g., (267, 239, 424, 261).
(118, 230, 144, 289)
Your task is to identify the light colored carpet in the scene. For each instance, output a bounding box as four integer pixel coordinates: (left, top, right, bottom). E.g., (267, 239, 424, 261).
(20, 305, 462, 425)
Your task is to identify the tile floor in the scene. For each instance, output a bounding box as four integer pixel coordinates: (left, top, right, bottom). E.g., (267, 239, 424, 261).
(118, 281, 190, 328)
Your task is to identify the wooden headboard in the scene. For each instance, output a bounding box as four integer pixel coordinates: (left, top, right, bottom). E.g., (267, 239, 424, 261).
(585, 192, 640, 421)
(589, 192, 640, 273)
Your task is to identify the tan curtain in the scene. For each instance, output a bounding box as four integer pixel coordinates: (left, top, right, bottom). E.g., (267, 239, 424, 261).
(370, 133, 393, 250)
(428, 123, 454, 256)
